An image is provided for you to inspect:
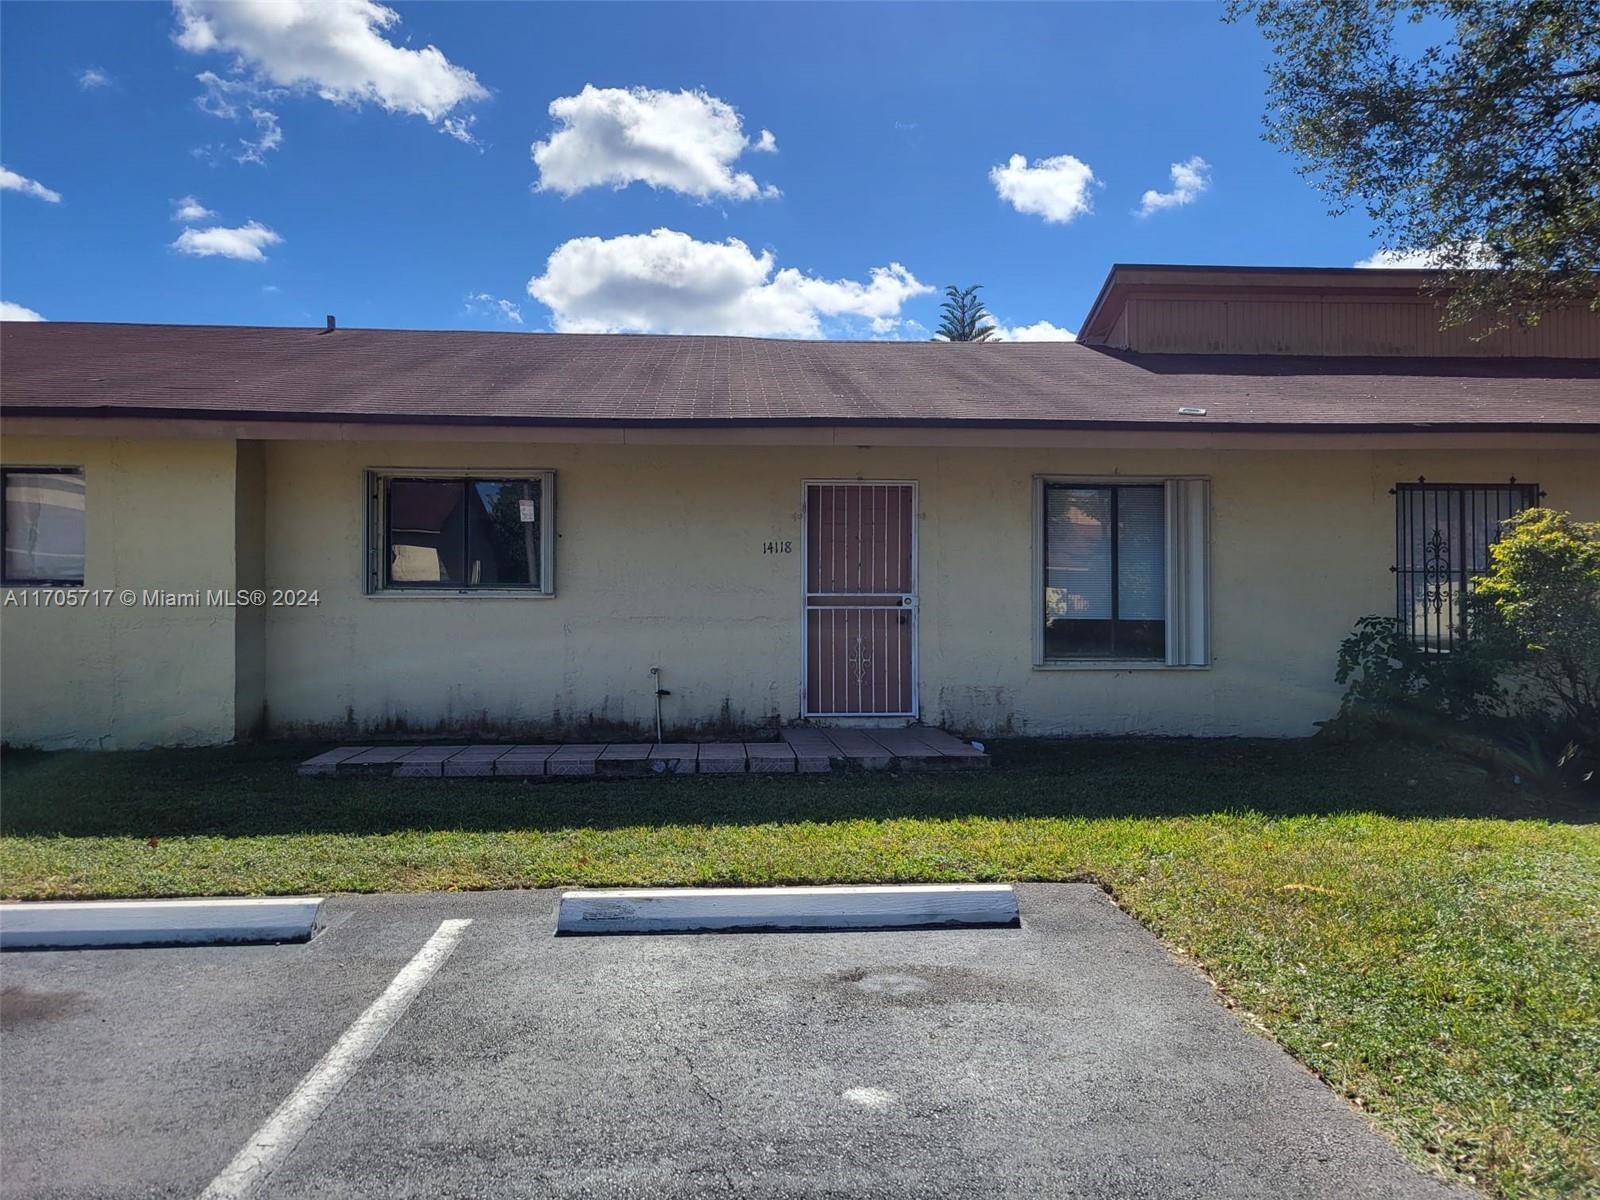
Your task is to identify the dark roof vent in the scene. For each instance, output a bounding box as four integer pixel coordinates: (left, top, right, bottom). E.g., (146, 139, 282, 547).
(324, 314, 336, 333)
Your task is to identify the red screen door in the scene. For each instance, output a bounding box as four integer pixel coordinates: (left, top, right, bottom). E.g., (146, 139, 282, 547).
(803, 482, 917, 717)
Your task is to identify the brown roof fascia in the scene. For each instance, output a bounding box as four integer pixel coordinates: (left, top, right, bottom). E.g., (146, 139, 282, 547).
(2, 402, 1594, 436)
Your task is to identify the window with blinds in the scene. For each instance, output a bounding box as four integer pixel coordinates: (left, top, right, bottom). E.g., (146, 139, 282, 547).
(1036, 478, 1209, 667)
(1393, 480, 1539, 650)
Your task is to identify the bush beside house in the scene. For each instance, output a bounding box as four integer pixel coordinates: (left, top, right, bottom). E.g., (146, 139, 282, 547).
(1332, 509, 1600, 793)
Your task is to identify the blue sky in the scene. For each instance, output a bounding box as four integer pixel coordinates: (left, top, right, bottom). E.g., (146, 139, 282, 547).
(0, 1, 1396, 339)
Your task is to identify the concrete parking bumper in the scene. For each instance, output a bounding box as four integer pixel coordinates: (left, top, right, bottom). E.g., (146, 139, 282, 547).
(0, 897, 325, 950)
(556, 883, 1020, 935)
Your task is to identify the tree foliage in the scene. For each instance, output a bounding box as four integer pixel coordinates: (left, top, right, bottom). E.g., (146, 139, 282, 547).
(934, 285, 997, 342)
(1228, 0, 1600, 330)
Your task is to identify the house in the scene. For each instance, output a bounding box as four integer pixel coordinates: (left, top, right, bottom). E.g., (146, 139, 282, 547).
(2, 264, 1597, 750)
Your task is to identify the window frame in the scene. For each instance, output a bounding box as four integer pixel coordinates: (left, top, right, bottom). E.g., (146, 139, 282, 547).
(364, 468, 556, 597)
(1, 465, 87, 587)
(1391, 478, 1540, 652)
(1031, 475, 1210, 671)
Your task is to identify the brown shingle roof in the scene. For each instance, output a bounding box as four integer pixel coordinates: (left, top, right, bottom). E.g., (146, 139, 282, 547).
(2, 321, 1597, 431)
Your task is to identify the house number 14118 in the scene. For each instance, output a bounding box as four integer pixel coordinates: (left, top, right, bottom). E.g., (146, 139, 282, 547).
(763, 540, 793, 555)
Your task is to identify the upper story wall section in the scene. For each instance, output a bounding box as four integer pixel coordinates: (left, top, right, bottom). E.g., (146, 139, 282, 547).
(1077, 265, 1600, 358)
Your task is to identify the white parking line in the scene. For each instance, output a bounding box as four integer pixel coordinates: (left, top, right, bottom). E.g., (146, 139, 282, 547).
(196, 918, 472, 1200)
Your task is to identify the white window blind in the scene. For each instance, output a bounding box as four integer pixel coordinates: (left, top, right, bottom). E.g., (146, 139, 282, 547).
(1163, 478, 1210, 667)
(1045, 487, 1112, 619)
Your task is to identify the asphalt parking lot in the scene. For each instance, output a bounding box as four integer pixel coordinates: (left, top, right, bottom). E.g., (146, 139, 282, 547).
(1, 885, 1469, 1200)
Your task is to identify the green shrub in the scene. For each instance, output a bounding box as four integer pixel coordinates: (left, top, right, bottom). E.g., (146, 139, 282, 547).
(1469, 509, 1600, 735)
(1332, 615, 1504, 728)
(1332, 509, 1599, 793)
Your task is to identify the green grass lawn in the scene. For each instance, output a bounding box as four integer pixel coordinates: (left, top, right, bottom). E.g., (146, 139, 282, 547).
(2, 737, 1596, 1198)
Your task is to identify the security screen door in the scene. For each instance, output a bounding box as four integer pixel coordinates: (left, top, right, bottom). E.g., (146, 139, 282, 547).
(803, 482, 917, 717)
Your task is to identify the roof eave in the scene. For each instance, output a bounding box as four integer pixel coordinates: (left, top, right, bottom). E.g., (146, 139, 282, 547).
(2, 404, 1592, 436)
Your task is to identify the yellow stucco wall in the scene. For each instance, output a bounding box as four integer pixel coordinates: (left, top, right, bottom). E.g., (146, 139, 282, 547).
(3, 434, 1596, 746)
(0, 437, 241, 748)
(234, 440, 268, 737)
(257, 440, 1600, 739)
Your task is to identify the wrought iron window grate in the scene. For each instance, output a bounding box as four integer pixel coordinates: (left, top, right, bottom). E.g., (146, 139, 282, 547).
(1392, 479, 1539, 651)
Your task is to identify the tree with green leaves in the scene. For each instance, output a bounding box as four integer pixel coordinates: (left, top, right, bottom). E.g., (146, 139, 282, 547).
(933, 285, 997, 342)
(1228, 0, 1600, 330)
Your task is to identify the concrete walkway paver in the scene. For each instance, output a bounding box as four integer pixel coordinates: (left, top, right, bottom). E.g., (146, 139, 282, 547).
(301, 729, 991, 778)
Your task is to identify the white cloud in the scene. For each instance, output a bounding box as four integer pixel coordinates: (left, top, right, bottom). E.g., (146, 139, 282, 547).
(1354, 248, 1434, 268)
(1137, 155, 1210, 216)
(466, 291, 523, 325)
(194, 69, 263, 120)
(527, 228, 931, 338)
(192, 71, 285, 163)
(532, 85, 778, 201)
(173, 0, 487, 124)
(1353, 242, 1495, 269)
(78, 67, 111, 89)
(0, 301, 45, 321)
(439, 115, 480, 147)
(1, 166, 62, 203)
(990, 319, 1076, 342)
(990, 153, 1096, 224)
(237, 107, 283, 163)
(172, 219, 282, 261)
(172, 195, 216, 222)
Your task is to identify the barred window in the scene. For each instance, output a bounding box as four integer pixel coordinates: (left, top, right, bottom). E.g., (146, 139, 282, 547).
(1393, 480, 1538, 650)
